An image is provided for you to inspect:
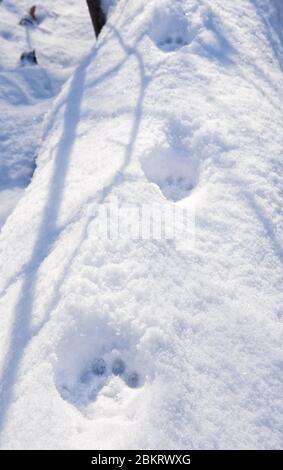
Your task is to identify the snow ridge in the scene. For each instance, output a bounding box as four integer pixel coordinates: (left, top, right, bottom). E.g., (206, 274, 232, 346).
(0, 0, 282, 450)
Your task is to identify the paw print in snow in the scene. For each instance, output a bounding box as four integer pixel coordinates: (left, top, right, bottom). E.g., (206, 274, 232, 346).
(159, 33, 188, 52)
(149, 8, 191, 52)
(112, 358, 126, 376)
(92, 357, 107, 376)
(59, 355, 142, 409)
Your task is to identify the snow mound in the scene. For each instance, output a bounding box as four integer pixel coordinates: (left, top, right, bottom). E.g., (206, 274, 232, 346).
(0, 0, 93, 229)
(0, 0, 282, 450)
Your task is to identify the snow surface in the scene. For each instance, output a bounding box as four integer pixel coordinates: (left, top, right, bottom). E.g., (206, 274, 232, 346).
(0, 0, 93, 227)
(0, 0, 283, 449)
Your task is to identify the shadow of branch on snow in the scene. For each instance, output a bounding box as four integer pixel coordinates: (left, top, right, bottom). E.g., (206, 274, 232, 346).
(250, 0, 283, 71)
(0, 24, 148, 436)
(0, 50, 92, 437)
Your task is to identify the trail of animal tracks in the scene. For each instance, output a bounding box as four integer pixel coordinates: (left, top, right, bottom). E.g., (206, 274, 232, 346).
(0, 0, 282, 449)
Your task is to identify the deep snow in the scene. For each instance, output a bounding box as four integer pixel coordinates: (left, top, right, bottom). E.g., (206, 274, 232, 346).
(0, 0, 282, 450)
(0, 0, 93, 227)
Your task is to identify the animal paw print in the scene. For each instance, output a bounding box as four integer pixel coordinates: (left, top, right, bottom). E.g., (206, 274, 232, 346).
(84, 356, 141, 389)
(59, 355, 142, 408)
(159, 33, 188, 52)
(148, 9, 191, 53)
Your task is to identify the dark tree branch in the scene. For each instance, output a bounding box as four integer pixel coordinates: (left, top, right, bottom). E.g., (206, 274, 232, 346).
(86, 0, 106, 37)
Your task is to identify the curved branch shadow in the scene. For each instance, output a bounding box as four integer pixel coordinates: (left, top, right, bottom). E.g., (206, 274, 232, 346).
(35, 24, 149, 333)
(231, 175, 283, 266)
(0, 25, 148, 439)
(243, 189, 283, 264)
(0, 50, 93, 439)
(250, 0, 283, 71)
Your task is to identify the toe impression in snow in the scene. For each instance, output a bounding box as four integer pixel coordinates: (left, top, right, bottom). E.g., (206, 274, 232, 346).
(112, 358, 126, 376)
(92, 357, 107, 376)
